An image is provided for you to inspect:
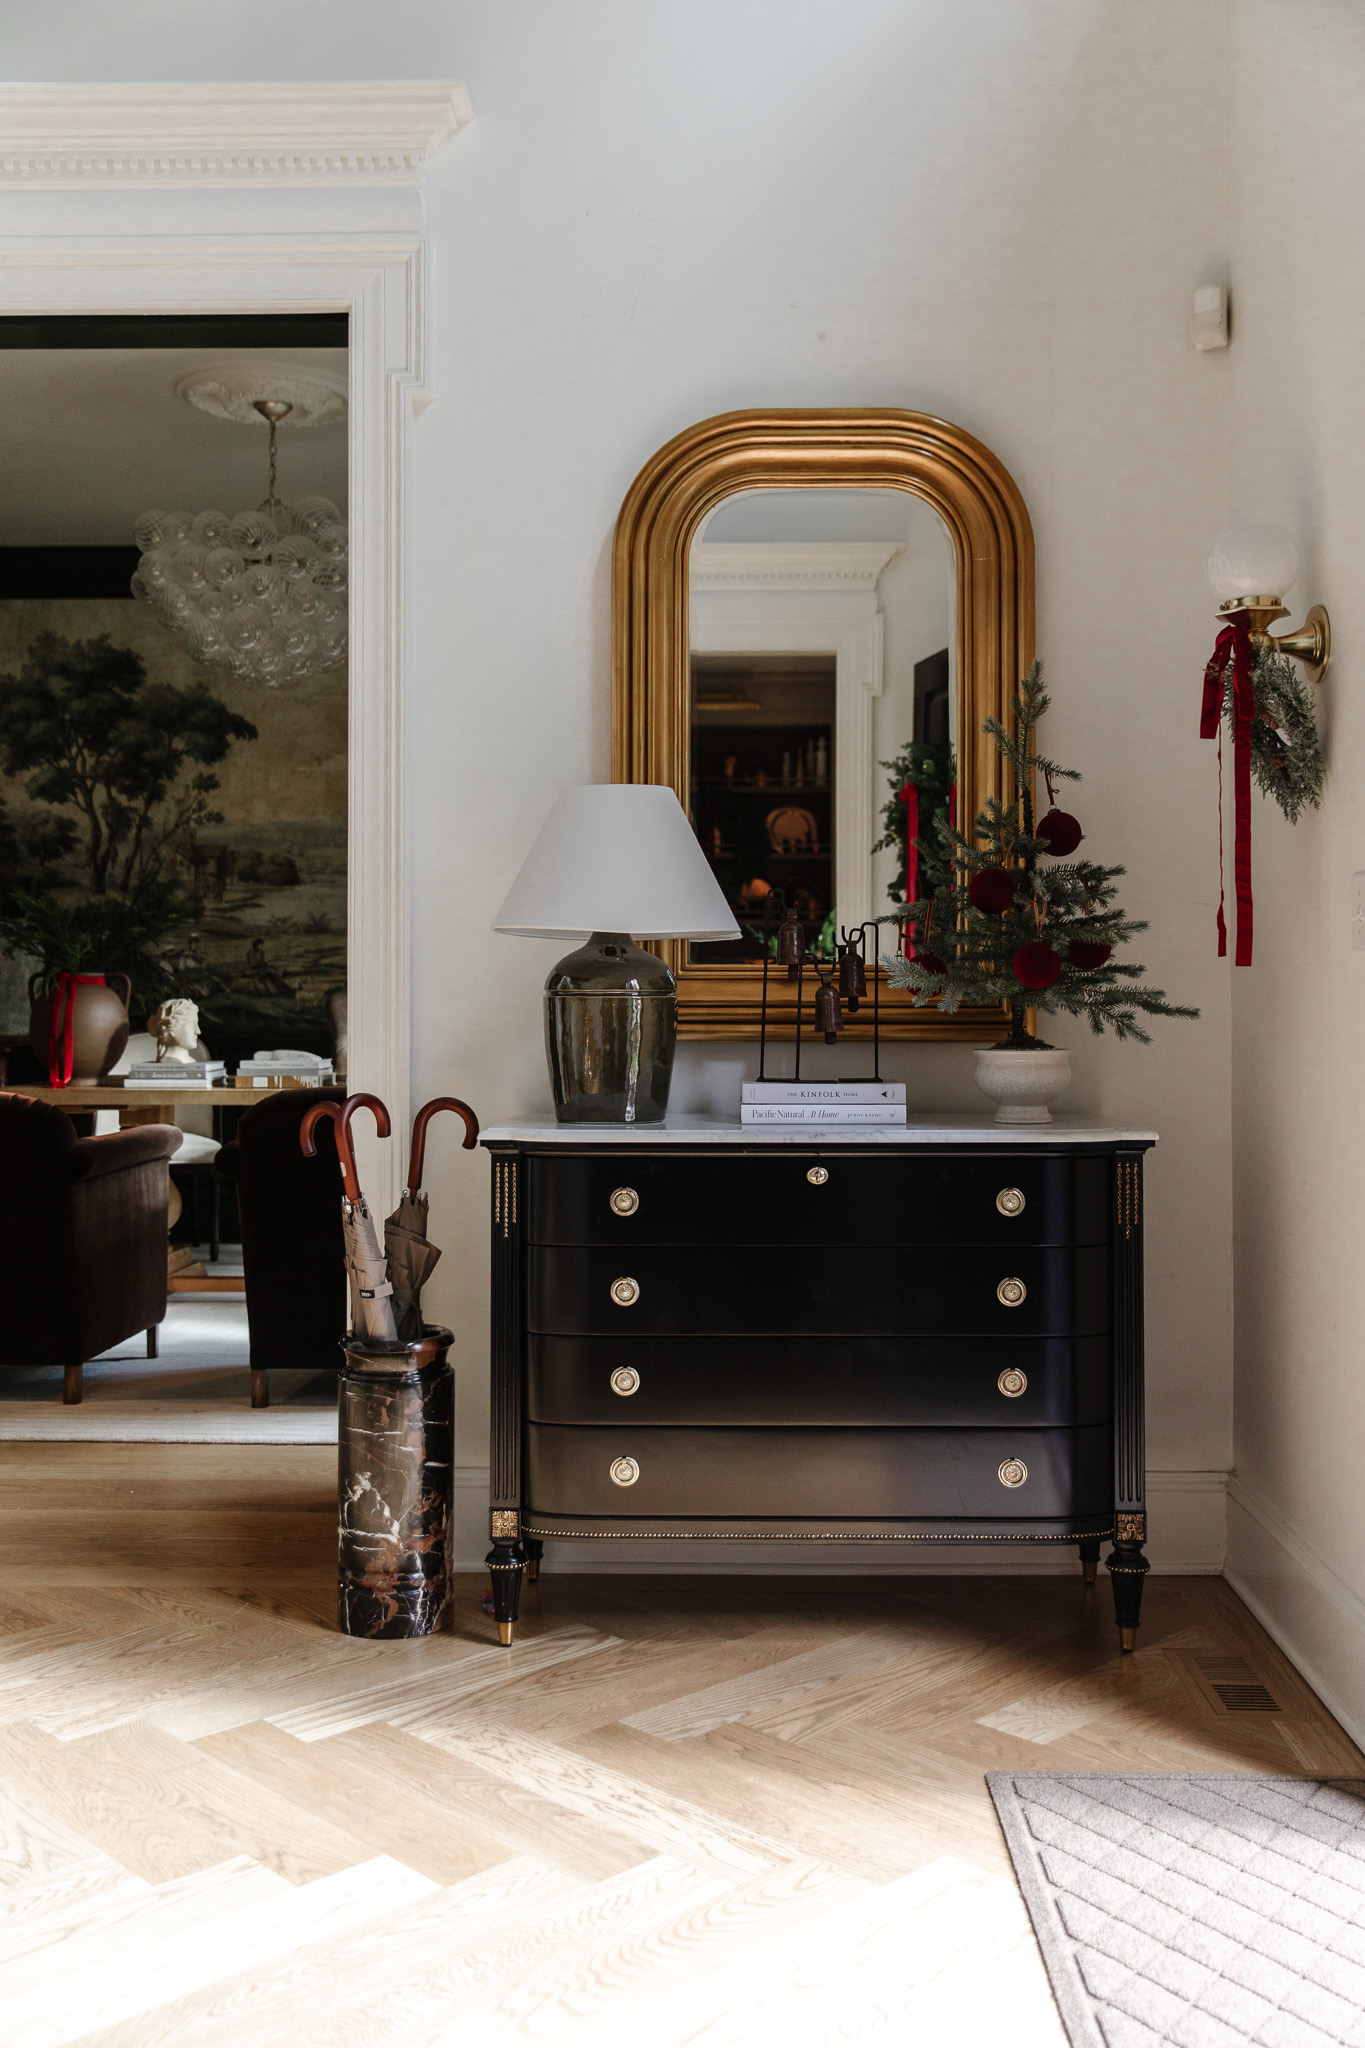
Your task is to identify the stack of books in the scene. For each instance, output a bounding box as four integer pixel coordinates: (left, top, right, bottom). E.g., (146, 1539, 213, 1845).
(234, 1051, 336, 1089)
(740, 1080, 906, 1125)
(123, 1059, 227, 1089)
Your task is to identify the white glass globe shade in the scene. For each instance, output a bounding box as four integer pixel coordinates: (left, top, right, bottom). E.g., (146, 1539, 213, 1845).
(1207, 518, 1299, 602)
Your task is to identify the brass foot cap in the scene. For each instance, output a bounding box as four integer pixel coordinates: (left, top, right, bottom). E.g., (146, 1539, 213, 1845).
(498, 1621, 514, 1647)
(1083, 1563, 1098, 1585)
(527, 1561, 541, 1584)
(1119, 1626, 1137, 1653)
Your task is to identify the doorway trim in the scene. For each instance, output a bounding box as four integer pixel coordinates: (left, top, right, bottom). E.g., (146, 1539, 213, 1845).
(0, 231, 427, 1204)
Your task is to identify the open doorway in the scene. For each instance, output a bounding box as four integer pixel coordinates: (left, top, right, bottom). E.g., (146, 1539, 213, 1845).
(0, 312, 348, 1421)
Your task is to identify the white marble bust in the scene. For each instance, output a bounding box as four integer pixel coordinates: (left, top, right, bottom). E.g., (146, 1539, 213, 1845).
(149, 998, 202, 1064)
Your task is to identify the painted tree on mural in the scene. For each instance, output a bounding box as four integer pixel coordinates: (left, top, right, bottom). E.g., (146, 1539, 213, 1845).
(0, 632, 257, 894)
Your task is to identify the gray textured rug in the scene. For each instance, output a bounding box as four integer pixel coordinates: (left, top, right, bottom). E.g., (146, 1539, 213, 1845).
(988, 1774, 1365, 2047)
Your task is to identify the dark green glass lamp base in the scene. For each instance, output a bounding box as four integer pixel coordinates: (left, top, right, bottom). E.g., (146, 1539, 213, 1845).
(544, 932, 677, 1124)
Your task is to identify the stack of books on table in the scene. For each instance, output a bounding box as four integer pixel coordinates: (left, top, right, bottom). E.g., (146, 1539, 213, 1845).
(234, 1052, 336, 1089)
(123, 1060, 227, 1089)
(740, 1081, 906, 1125)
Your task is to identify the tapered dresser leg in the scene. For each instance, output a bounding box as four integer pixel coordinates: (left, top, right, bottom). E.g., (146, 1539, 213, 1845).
(1106, 1534, 1149, 1651)
(1078, 1537, 1101, 1586)
(62, 1363, 82, 1405)
(524, 1537, 543, 1586)
(486, 1540, 525, 1645)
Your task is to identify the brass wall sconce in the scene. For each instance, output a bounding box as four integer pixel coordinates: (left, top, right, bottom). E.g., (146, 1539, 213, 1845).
(1207, 518, 1330, 682)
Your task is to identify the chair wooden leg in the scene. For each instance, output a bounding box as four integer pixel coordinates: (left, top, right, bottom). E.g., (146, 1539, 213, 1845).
(210, 1175, 221, 1265)
(251, 1368, 269, 1409)
(146, 1326, 158, 1359)
(63, 1364, 83, 1404)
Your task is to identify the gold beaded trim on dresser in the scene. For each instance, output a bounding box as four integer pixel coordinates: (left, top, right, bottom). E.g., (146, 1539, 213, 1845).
(609, 1456, 640, 1487)
(996, 1186, 1026, 1216)
(610, 1276, 640, 1307)
(807, 1166, 829, 1185)
(996, 1276, 1027, 1307)
(997, 1458, 1028, 1488)
(610, 1366, 640, 1396)
(493, 1158, 518, 1239)
(997, 1368, 1028, 1398)
(522, 1524, 1114, 1541)
(610, 1186, 639, 1216)
(1117, 1159, 1141, 1241)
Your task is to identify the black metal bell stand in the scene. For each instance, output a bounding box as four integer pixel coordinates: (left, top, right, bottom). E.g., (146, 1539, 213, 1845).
(755, 892, 883, 1081)
(337, 1324, 454, 1638)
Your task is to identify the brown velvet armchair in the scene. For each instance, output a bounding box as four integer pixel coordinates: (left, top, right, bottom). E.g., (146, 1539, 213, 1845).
(215, 1086, 346, 1408)
(0, 1091, 181, 1403)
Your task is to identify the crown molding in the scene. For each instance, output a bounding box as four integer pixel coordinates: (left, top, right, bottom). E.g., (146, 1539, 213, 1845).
(690, 542, 902, 592)
(0, 82, 473, 185)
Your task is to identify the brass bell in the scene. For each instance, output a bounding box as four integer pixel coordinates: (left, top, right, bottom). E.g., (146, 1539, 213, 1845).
(814, 965, 843, 1044)
(838, 940, 867, 1014)
(776, 901, 806, 983)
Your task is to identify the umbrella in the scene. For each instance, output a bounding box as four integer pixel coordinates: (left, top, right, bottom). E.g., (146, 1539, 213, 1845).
(385, 1096, 480, 1340)
(301, 1092, 398, 1343)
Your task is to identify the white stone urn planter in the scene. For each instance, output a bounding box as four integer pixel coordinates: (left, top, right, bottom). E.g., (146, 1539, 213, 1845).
(973, 1046, 1072, 1125)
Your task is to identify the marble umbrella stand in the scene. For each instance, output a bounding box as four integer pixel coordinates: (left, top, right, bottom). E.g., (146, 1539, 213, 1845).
(337, 1325, 455, 1638)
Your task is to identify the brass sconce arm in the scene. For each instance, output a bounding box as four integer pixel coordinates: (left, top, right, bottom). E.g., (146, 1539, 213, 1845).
(1215, 598, 1331, 683)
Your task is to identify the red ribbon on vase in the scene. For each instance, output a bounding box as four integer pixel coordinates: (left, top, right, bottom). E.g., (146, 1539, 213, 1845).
(1200, 612, 1255, 966)
(898, 780, 920, 956)
(47, 972, 105, 1087)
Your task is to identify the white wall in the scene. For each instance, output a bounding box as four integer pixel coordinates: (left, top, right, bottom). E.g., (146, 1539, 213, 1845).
(8, 0, 1236, 1574)
(1221, 0, 1365, 1740)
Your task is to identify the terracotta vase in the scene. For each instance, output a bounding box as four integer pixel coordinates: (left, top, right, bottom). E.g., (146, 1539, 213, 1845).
(29, 972, 132, 1085)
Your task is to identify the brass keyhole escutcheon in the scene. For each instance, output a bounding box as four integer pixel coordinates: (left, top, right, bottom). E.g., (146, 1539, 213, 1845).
(807, 1166, 829, 1186)
(610, 1277, 640, 1308)
(998, 1368, 1028, 1398)
(998, 1458, 1028, 1488)
(996, 1186, 1025, 1217)
(610, 1367, 640, 1397)
(609, 1456, 640, 1487)
(996, 1277, 1027, 1308)
(610, 1187, 639, 1217)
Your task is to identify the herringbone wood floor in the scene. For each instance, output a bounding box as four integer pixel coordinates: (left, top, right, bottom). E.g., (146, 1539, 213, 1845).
(0, 1446, 1359, 2046)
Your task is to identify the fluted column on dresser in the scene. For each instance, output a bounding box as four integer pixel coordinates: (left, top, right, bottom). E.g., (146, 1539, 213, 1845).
(486, 1151, 526, 1644)
(1107, 1145, 1149, 1650)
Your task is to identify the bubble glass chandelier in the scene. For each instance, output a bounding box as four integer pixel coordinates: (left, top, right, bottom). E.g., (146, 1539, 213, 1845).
(132, 397, 348, 687)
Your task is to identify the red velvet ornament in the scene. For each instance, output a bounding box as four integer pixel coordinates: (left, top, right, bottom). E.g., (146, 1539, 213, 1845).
(1067, 939, 1112, 971)
(968, 866, 1015, 914)
(1037, 809, 1083, 856)
(915, 951, 948, 975)
(1013, 941, 1062, 990)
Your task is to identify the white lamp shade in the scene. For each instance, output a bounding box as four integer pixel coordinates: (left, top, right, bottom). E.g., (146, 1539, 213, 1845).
(492, 784, 741, 941)
(1207, 518, 1299, 602)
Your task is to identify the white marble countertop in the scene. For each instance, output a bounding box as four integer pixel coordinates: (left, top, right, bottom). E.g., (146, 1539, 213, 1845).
(480, 1112, 1157, 1147)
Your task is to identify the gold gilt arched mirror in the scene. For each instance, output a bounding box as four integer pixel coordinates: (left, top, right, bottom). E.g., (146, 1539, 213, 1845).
(611, 408, 1035, 1039)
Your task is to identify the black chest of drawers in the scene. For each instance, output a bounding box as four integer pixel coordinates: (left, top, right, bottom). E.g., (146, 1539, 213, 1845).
(483, 1120, 1154, 1651)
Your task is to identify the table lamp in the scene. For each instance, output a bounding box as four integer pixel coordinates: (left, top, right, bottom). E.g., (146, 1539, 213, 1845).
(492, 784, 740, 1123)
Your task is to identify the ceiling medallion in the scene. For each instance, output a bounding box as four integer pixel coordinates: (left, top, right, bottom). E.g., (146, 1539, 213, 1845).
(131, 363, 348, 687)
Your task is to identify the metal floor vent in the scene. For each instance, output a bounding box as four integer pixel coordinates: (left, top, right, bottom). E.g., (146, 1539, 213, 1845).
(1210, 1680, 1281, 1713)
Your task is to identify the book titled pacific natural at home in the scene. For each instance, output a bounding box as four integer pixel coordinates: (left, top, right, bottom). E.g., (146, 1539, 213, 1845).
(740, 1101, 906, 1125)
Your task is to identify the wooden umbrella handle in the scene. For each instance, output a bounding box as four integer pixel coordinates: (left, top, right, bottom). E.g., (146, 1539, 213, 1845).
(299, 1099, 358, 1200)
(406, 1096, 480, 1192)
(338, 1093, 391, 1204)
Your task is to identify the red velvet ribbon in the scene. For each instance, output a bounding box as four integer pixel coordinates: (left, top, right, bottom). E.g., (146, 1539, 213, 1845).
(47, 972, 105, 1087)
(1201, 615, 1255, 966)
(898, 780, 920, 956)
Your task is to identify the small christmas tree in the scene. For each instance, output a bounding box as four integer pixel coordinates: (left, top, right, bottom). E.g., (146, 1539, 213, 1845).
(887, 663, 1198, 1047)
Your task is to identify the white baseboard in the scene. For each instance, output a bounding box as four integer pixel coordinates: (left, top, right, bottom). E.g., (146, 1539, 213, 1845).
(1225, 1474, 1365, 1753)
(452, 1467, 1228, 1577)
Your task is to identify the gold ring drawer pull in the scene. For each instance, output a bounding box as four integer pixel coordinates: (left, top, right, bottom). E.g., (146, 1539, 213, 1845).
(996, 1277, 1027, 1308)
(610, 1187, 639, 1217)
(996, 1186, 1026, 1217)
(609, 1456, 640, 1487)
(610, 1277, 640, 1308)
(610, 1367, 640, 1397)
(807, 1166, 829, 1186)
(997, 1368, 1028, 1398)
(998, 1458, 1028, 1489)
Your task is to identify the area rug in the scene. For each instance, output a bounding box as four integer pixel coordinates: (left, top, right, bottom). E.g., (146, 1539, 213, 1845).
(988, 1773, 1365, 2047)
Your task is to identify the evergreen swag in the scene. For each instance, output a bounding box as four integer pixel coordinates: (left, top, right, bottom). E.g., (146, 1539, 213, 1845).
(886, 663, 1199, 1048)
(1213, 641, 1323, 824)
(871, 736, 955, 908)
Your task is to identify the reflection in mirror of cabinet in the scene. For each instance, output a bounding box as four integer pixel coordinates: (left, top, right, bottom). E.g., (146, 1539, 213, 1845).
(611, 409, 1034, 1040)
